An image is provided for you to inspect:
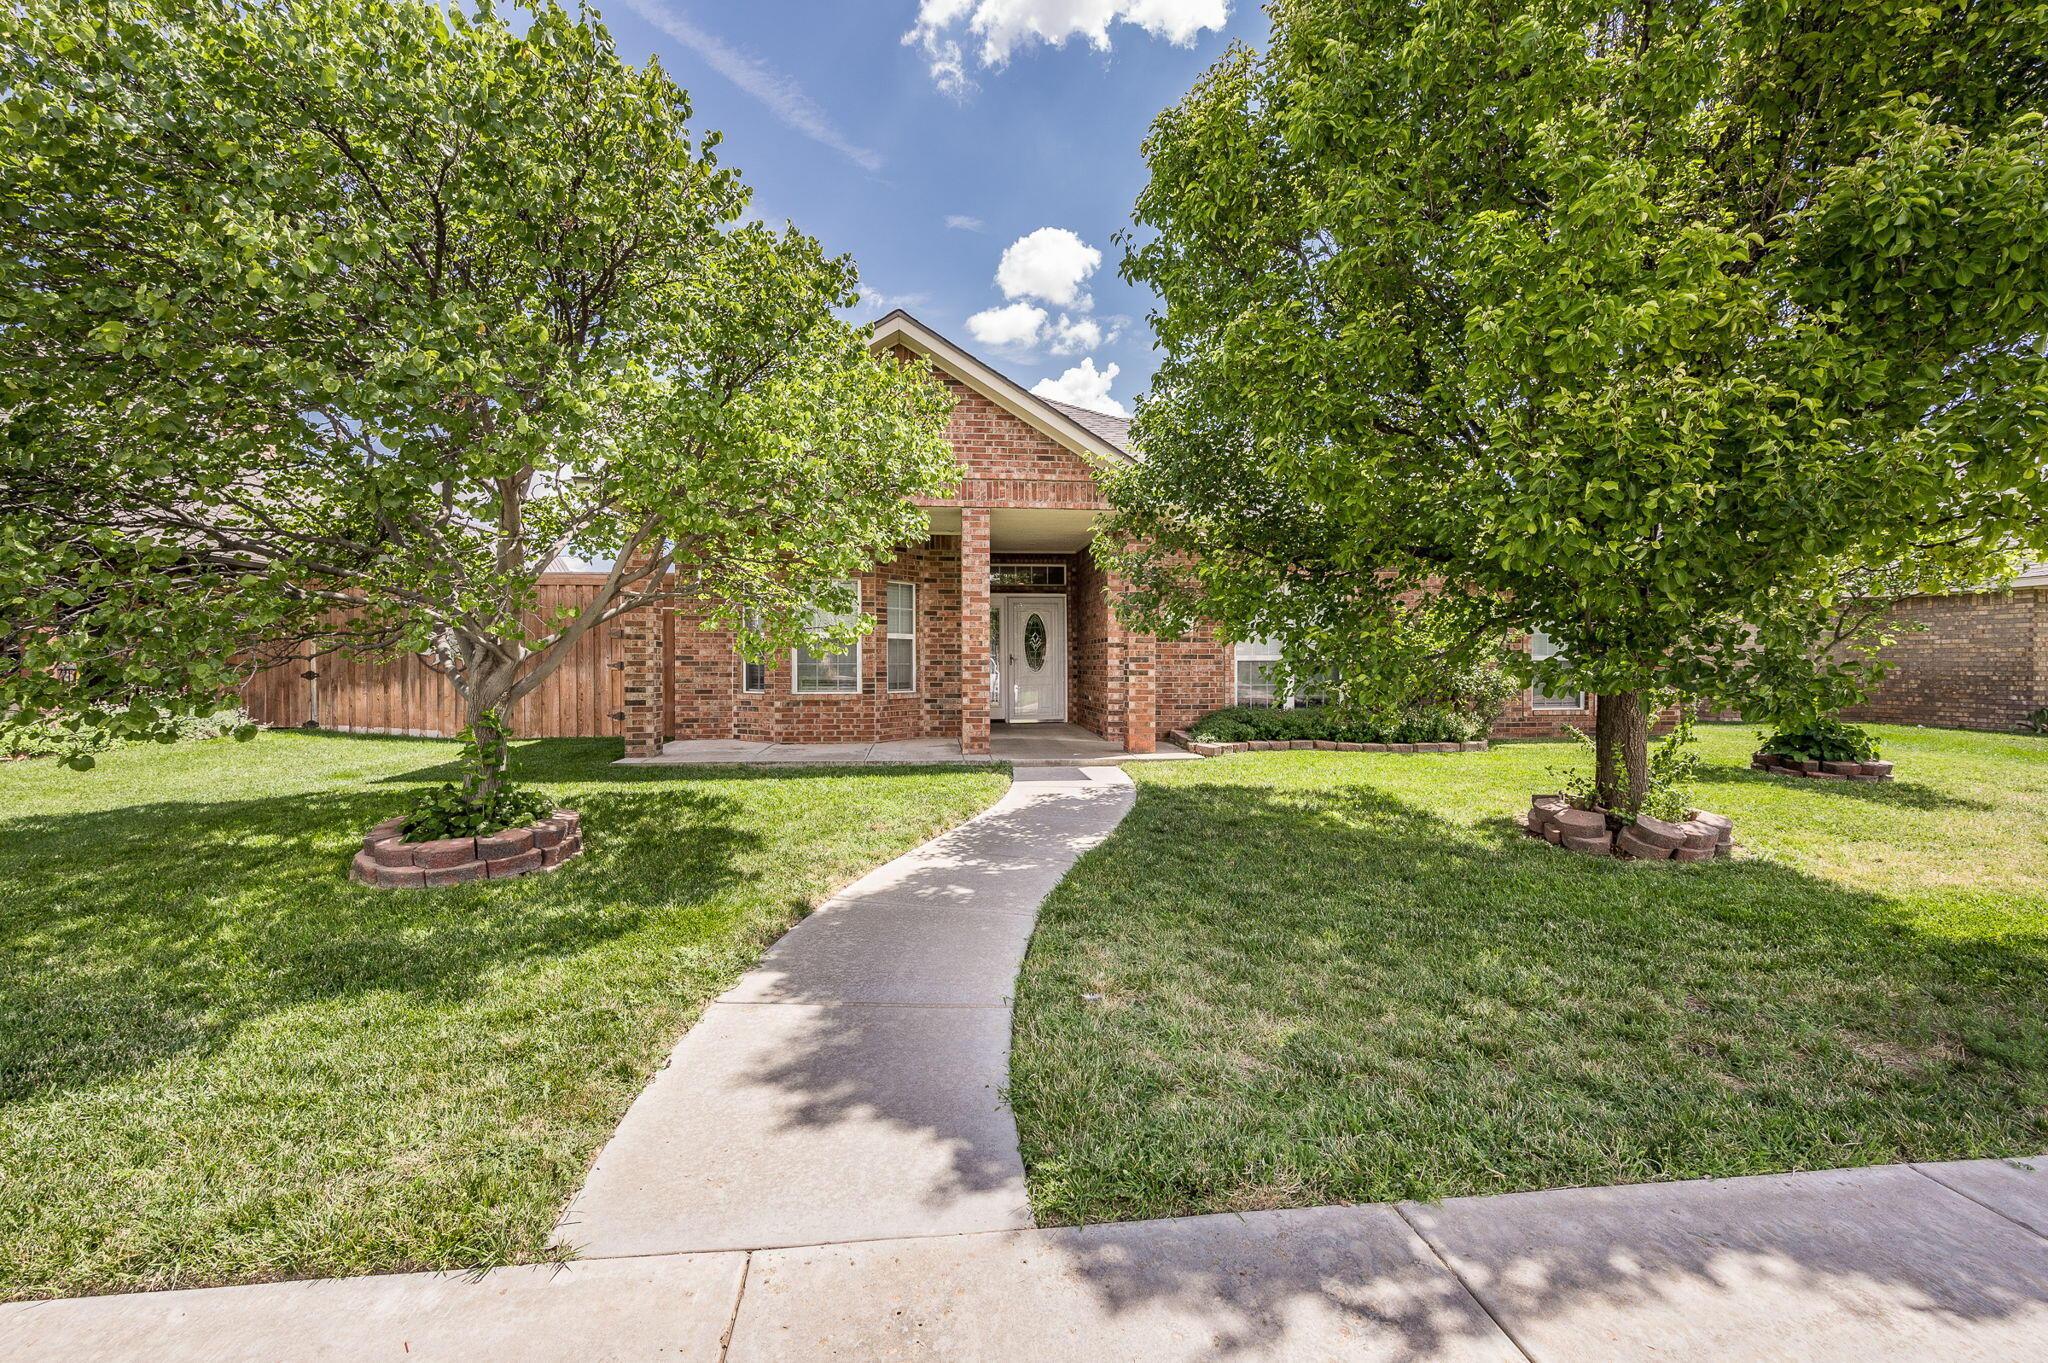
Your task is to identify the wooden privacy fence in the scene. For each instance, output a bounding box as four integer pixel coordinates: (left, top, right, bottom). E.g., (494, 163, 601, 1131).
(241, 575, 631, 739)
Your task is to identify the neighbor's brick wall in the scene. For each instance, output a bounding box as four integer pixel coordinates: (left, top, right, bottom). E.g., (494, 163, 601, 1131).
(1843, 588, 2048, 732)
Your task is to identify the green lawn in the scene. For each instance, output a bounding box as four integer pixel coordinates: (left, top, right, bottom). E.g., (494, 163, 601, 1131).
(1010, 722, 2048, 1225)
(0, 733, 1005, 1301)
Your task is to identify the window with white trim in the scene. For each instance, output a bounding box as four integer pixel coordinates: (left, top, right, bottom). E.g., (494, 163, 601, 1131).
(886, 581, 916, 692)
(793, 582, 861, 694)
(739, 612, 765, 693)
(1234, 638, 1283, 706)
(1528, 629, 1584, 710)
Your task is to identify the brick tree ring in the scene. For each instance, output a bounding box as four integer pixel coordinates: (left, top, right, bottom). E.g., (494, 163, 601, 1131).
(1523, 795, 1737, 862)
(1751, 752, 1895, 782)
(350, 810, 584, 888)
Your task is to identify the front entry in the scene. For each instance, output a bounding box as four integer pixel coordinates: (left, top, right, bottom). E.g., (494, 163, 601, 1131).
(993, 594, 1067, 723)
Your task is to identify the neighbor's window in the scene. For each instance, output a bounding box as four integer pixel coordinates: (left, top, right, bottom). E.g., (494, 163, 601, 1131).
(793, 581, 861, 694)
(1528, 629, 1584, 711)
(886, 581, 916, 692)
(1234, 637, 1283, 706)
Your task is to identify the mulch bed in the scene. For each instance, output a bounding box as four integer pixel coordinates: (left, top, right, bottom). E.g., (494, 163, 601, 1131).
(1169, 731, 1488, 759)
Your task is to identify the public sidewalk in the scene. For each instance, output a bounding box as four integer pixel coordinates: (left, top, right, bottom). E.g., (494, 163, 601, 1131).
(5, 1156, 2045, 1361)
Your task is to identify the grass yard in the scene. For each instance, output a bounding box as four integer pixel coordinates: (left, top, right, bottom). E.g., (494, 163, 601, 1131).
(1010, 723, 2048, 1225)
(0, 733, 1005, 1300)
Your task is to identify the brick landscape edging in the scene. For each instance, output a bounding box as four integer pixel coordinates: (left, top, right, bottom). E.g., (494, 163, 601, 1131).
(1168, 730, 1488, 758)
(1752, 752, 1895, 782)
(350, 810, 584, 888)
(1523, 794, 1736, 862)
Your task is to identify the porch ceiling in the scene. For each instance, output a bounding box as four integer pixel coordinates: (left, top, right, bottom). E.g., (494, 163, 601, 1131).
(988, 508, 1100, 553)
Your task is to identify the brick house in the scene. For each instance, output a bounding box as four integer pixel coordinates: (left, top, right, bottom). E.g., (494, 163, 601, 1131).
(618, 311, 1590, 759)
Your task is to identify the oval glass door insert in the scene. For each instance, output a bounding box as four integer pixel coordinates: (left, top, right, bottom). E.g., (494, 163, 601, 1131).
(1023, 613, 1047, 671)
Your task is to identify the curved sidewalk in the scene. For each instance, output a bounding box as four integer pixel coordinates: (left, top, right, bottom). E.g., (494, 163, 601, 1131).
(550, 764, 1137, 1258)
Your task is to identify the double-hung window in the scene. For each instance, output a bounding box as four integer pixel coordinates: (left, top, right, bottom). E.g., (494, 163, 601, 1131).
(885, 582, 916, 693)
(793, 581, 861, 694)
(739, 611, 766, 693)
(1234, 637, 1283, 706)
(1528, 629, 1584, 711)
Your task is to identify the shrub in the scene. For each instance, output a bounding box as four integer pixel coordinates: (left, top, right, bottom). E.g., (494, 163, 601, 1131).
(1759, 717, 1881, 765)
(1188, 703, 1484, 746)
(2026, 707, 2048, 736)
(3, 706, 251, 765)
(400, 781, 555, 841)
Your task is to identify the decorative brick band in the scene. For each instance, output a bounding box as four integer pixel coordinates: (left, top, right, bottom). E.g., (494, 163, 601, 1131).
(350, 810, 584, 888)
(1524, 795, 1736, 863)
(1752, 752, 1894, 782)
(1168, 731, 1488, 758)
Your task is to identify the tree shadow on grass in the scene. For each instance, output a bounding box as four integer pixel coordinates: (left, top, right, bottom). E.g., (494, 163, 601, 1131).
(1691, 763, 1992, 812)
(0, 778, 758, 1105)
(1003, 774, 2048, 1357)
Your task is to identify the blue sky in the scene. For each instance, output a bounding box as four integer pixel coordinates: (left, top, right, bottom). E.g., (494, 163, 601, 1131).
(596, 1, 1271, 416)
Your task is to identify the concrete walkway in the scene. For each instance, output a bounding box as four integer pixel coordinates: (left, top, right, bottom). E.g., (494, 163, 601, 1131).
(9, 1157, 2046, 1360)
(550, 765, 1138, 1257)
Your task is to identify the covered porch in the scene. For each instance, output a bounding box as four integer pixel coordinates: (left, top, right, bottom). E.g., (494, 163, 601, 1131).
(938, 503, 1162, 758)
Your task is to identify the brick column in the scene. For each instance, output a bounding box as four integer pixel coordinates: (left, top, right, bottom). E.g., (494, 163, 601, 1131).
(619, 555, 666, 758)
(1123, 630, 1158, 754)
(959, 508, 991, 755)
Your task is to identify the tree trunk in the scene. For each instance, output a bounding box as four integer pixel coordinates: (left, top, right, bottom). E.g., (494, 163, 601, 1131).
(1594, 690, 1650, 812)
(460, 668, 517, 811)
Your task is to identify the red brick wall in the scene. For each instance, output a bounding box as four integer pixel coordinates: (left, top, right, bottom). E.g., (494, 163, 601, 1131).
(1844, 589, 2048, 732)
(1156, 625, 1231, 735)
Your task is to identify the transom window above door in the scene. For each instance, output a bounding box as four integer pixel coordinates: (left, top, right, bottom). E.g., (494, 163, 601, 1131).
(991, 563, 1066, 589)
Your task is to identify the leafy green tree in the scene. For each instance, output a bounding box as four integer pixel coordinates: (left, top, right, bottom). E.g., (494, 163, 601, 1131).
(1104, 0, 2048, 809)
(0, 1, 955, 794)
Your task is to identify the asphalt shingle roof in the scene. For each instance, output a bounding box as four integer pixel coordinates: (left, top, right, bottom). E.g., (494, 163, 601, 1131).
(1036, 398, 1133, 457)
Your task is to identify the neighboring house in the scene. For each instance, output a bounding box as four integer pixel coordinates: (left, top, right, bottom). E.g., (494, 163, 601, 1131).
(1845, 564, 2048, 733)
(618, 311, 1585, 758)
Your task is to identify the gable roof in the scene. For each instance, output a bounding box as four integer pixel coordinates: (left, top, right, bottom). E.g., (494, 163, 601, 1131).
(867, 310, 1133, 464)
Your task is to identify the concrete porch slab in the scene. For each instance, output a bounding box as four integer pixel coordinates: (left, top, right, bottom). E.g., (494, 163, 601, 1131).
(614, 726, 1200, 767)
(1401, 1162, 2048, 1362)
(0, 1255, 746, 1363)
(726, 1205, 1523, 1363)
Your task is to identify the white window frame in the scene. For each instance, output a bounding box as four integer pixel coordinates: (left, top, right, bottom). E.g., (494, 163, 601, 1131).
(1528, 628, 1586, 711)
(1233, 637, 1286, 707)
(885, 581, 917, 694)
(792, 580, 862, 695)
(739, 612, 765, 694)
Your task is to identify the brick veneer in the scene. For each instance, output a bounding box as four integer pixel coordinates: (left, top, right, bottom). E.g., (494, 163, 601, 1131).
(1844, 588, 2048, 732)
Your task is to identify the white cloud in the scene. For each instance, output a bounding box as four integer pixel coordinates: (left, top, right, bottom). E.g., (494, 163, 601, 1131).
(965, 306, 1116, 355)
(945, 214, 985, 231)
(967, 301, 1050, 348)
(906, 0, 1229, 88)
(623, 0, 882, 172)
(996, 227, 1101, 310)
(1048, 314, 1107, 354)
(1032, 358, 1125, 416)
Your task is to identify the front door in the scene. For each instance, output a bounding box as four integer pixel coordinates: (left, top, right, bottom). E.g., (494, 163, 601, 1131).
(999, 595, 1067, 723)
